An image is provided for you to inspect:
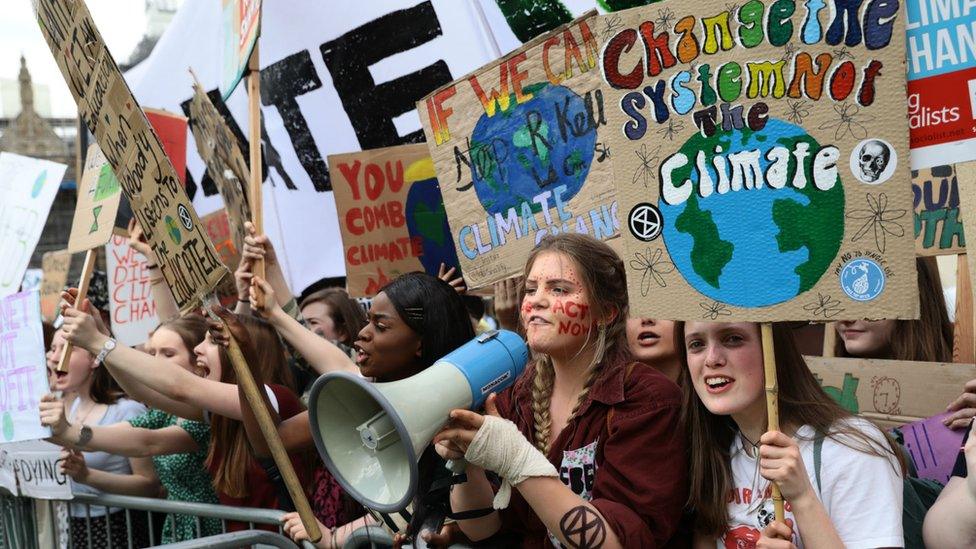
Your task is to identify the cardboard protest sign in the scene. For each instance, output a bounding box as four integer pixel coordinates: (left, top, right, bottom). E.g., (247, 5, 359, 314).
(0, 291, 50, 443)
(0, 440, 72, 499)
(906, 0, 976, 169)
(105, 235, 158, 347)
(188, 80, 251, 258)
(113, 109, 190, 237)
(67, 145, 123, 253)
(806, 356, 976, 429)
(417, 11, 619, 288)
(330, 144, 460, 296)
(599, 3, 917, 321)
(0, 153, 67, 298)
(914, 164, 966, 256)
(221, 0, 262, 99)
(35, 0, 229, 314)
(202, 209, 243, 273)
(39, 251, 71, 323)
(900, 413, 966, 484)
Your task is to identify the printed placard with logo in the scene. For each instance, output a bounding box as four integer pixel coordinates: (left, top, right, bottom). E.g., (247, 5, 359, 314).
(35, 0, 229, 314)
(599, 1, 918, 321)
(330, 144, 461, 297)
(418, 11, 619, 289)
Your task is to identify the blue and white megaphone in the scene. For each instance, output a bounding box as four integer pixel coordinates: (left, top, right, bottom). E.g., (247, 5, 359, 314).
(308, 330, 528, 512)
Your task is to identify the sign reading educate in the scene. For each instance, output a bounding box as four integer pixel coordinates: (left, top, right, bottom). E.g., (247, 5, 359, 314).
(330, 144, 460, 296)
(599, 0, 917, 321)
(418, 11, 619, 289)
(35, 0, 229, 314)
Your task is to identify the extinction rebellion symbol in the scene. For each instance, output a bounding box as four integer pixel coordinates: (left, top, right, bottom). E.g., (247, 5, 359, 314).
(177, 204, 194, 231)
(628, 203, 662, 242)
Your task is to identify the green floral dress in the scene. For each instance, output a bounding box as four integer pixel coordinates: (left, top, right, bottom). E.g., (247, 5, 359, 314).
(127, 409, 221, 543)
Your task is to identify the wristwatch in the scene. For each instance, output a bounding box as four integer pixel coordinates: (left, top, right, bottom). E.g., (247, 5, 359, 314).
(94, 338, 117, 365)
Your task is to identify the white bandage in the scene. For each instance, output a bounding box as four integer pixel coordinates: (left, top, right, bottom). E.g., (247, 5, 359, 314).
(463, 415, 558, 509)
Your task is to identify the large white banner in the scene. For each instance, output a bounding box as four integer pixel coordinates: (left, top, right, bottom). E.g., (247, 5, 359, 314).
(124, 0, 503, 294)
(0, 153, 66, 297)
(0, 290, 50, 443)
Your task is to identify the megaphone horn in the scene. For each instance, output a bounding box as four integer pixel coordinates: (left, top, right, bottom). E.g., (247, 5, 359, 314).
(308, 330, 529, 512)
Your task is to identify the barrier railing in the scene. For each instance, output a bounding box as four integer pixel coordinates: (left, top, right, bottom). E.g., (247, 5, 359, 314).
(0, 490, 316, 549)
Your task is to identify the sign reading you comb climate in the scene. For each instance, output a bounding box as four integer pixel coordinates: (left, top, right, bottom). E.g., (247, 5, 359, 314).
(35, 0, 228, 314)
(599, 1, 918, 321)
(418, 11, 619, 289)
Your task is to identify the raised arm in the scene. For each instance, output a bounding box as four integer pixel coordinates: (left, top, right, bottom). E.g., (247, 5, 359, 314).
(60, 306, 245, 422)
(250, 277, 357, 376)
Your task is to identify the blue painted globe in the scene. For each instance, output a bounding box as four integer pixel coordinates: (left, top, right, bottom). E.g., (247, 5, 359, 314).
(470, 82, 596, 216)
(658, 119, 845, 307)
(405, 176, 461, 276)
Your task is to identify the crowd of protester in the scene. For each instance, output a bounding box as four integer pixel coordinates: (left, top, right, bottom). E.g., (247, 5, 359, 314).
(30, 220, 976, 549)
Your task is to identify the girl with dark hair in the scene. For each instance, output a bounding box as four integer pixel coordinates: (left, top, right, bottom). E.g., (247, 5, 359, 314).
(680, 321, 903, 547)
(249, 271, 476, 547)
(46, 327, 159, 547)
(41, 314, 222, 543)
(433, 233, 688, 548)
(626, 318, 681, 382)
(58, 304, 307, 533)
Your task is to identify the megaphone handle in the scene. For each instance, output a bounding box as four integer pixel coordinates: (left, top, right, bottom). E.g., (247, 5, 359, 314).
(221, 321, 322, 543)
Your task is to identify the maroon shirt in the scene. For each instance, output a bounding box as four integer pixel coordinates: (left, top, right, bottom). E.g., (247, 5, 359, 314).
(494, 358, 689, 548)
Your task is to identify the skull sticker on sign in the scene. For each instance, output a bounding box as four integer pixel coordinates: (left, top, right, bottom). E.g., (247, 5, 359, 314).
(851, 139, 897, 185)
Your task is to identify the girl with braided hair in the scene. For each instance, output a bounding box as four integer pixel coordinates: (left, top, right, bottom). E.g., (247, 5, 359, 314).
(435, 233, 690, 548)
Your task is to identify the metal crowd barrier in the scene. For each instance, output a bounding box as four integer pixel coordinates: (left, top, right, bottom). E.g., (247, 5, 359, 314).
(0, 490, 316, 549)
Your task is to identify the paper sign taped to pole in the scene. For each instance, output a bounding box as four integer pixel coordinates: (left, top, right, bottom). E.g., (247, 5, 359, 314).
(330, 144, 461, 297)
(202, 209, 243, 274)
(39, 251, 71, 322)
(35, 0, 229, 314)
(599, 2, 918, 321)
(0, 153, 67, 298)
(913, 164, 966, 256)
(418, 11, 619, 289)
(106, 235, 158, 347)
(68, 145, 123, 253)
(0, 291, 51, 443)
(188, 80, 251, 258)
(220, 0, 262, 99)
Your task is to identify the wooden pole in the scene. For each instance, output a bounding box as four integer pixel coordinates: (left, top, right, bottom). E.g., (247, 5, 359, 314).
(760, 322, 785, 522)
(822, 323, 836, 358)
(247, 43, 264, 283)
(57, 248, 97, 372)
(213, 313, 321, 542)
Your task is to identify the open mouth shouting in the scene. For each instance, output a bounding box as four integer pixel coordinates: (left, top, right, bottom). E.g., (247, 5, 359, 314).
(704, 375, 734, 394)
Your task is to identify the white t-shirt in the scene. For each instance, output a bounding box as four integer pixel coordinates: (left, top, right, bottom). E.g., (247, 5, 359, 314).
(719, 418, 903, 549)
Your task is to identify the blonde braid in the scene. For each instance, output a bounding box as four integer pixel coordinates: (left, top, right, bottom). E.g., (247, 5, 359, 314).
(531, 357, 555, 453)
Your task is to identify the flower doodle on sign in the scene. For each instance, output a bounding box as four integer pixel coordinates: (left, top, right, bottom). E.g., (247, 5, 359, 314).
(780, 42, 798, 62)
(700, 301, 732, 320)
(656, 119, 685, 141)
(833, 46, 855, 60)
(655, 7, 676, 29)
(632, 144, 661, 188)
(803, 293, 845, 318)
(630, 248, 675, 296)
(847, 193, 907, 254)
(819, 102, 873, 140)
(786, 99, 811, 125)
(600, 15, 623, 41)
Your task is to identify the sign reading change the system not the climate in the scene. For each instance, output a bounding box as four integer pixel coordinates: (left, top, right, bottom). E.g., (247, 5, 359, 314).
(418, 11, 619, 289)
(35, 0, 229, 314)
(600, 1, 917, 321)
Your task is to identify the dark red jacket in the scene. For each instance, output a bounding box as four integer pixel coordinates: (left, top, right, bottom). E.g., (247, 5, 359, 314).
(493, 358, 690, 548)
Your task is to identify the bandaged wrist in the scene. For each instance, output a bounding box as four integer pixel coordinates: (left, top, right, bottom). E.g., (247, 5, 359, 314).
(464, 415, 557, 509)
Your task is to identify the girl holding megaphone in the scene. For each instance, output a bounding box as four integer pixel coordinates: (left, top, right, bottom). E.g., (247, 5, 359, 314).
(434, 234, 690, 548)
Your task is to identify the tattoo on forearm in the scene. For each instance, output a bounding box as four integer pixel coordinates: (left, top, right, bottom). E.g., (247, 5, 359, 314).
(559, 505, 607, 549)
(77, 425, 93, 448)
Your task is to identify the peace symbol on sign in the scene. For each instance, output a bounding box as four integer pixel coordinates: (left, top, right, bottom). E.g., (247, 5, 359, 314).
(628, 203, 662, 242)
(177, 204, 194, 231)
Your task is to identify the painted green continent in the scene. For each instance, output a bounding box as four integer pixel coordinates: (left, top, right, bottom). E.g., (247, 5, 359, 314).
(675, 193, 734, 288)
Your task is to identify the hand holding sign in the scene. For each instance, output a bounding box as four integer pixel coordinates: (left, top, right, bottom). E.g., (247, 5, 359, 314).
(945, 379, 976, 429)
(126, 218, 156, 264)
(59, 306, 107, 356)
(59, 448, 88, 482)
(438, 263, 466, 295)
(38, 394, 69, 438)
(248, 276, 281, 321)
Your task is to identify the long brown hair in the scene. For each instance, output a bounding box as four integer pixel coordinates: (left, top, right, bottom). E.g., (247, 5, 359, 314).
(153, 314, 209, 358)
(835, 256, 953, 361)
(679, 322, 902, 536)
(300, 287, 367, 347)
(206, 312, 295, 498)
(521, 234, 631, 453)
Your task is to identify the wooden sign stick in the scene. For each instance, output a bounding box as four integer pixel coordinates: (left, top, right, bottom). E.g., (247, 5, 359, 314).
(247, 43, 265, 285)
(822, 323, 836, 358)
(209, 308, 321, 542)
(57, 248, 98, 372)
(760, 322, 785, 522)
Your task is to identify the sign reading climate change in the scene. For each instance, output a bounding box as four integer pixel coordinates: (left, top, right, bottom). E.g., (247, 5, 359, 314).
(601, 1, 917, 321)
(418, 12, 619, 288)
